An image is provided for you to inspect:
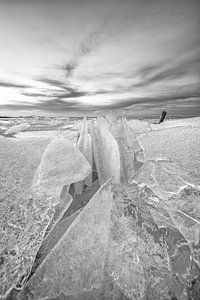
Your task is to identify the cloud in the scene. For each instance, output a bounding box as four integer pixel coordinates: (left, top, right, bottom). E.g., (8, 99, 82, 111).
(22, 92, 51, 97)
(0, 80, 31, 89)
(133, 51, 200, 87)
(2, 82, 199, 115)
(35, 78, 68, 90)
(0, 99, 82, 113)
(62, 28, 105, 78)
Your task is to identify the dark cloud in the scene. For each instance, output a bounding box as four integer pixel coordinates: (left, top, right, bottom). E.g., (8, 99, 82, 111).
(0, 80, 31, 89)
(34, 77, 67, 90)
(133, 51, 200, 87)
(0, 99, 82, 113)
(22, 92, 51, 97)
(57, 91, 87, 98)
(2, 82, 199, 116)
(34, 76, 88, 98)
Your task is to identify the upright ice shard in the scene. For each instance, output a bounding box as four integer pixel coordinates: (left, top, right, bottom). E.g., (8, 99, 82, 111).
(90, 119, 106, 185)
(96, 118, 121, 185)
(18, 180, 113, 300)
(114, 118, 137, 182)
(74, 117, 91, 194)
(84, 133, 93, 186)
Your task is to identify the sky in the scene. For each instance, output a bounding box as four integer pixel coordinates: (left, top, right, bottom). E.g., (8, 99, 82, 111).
(0, 0, 199, 118)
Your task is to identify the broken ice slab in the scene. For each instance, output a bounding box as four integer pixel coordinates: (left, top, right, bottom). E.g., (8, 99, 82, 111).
(150, 208, 176, 229)
(0, 136, 51, 195)
(127, 119, 151, 134)
(75, 118, 91, 194)
(138, 126, 200, 183)
(33, 138, 92, 210)
(0, 137, 91, 298)
(117, 118, 141, 150)
(96, 118, 121, 185)
(74, 133, 93, 194)
(0, 137, 52, 298)
(167, 209, 200, 246)
(152, 162, 188, 194)
(105, 185, 185, 300)
(167, 186, 200, 223)
(76, 117, 88, 150)
(116, 139, 135, 183)
(29, 209, 81, 276)
(43, 187, 73, 237)
(131, 160, 156, 187)
(160, 160, 200, 188)
(164, 186, 200, 247)
(84, 133, 93, 187)
(5, 123, 30, 135)
(89, 120, 109, 185)
(18, 180, 113, 300)
(133, 158, 200, 201)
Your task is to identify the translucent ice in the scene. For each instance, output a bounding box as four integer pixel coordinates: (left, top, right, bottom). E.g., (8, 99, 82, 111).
(97, 118, 121, 185)
(19, 180, 113, 300)
(75, 118, 92, 194)
(90, 119, 106, 185)
(0, 137, 51, 297)
(138, 127, 200, 183)
(0, 137, 91, 297)
(90, 118, 120, 185)
(5, 123, 30, 135)
(128, 119, 151, 134)
(33, 138, 92, 208)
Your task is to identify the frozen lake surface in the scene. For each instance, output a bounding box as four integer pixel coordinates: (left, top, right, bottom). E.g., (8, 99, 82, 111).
(1, 116, 200, 300)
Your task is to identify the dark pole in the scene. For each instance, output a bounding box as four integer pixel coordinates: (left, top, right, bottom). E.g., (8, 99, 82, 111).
(158, 111, 167, 124)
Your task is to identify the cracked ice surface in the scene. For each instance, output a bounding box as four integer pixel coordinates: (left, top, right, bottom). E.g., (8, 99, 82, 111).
(137, 126, 200, 183)
(0, 137, 92, 298)
(18, 180, 200, 300)
(2, 116, 200, 300)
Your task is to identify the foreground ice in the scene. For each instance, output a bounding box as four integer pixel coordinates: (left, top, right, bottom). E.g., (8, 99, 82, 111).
(0, 137, 91, 298)
(1, 116, 200, 299)
(18, 179, 113, 300)
(18, 177, 200, 300)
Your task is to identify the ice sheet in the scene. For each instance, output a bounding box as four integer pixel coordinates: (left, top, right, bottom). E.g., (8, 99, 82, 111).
(138, 127, 200, 183)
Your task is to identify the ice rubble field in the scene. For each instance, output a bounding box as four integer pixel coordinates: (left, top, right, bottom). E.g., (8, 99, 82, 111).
(0, 116, 200, 300)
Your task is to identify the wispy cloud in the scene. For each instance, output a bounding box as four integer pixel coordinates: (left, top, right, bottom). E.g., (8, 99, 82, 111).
(1, 83, 199, 113)
(35, 76, 88, 99)
(62, 28, 105, 78)
(133, 51, 200, 88)
(0, 80, 31, 89)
